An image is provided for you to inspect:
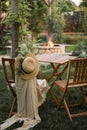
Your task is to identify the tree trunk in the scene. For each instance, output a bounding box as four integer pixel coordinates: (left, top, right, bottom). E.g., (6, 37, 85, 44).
(11, 0, 19, 58)
(44, 0, 54, 38)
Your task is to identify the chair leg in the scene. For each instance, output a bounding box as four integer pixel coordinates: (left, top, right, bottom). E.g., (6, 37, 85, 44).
(79, 87, 87, 104)
(63, 99, 72, 121)
(67, 89, 73, 99)
(80, 87, 85, 95)
(84, 93, 87, 103)
(57, 90, 67, 110)
(8, 97, 17, 118)
(49, 89, 59, 107)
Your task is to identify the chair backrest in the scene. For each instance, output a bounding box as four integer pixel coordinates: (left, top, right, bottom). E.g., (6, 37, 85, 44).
(66, 58, 87, 87)
(2, 57, 16, 96)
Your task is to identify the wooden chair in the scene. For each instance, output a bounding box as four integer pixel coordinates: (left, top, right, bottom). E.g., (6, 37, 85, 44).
(2, 57, 17, 117)
(51, 58, 87, 121)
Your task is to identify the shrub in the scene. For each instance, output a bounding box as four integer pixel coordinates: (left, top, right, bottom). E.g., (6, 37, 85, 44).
(62, 35, 87, 45)
(74, 39, 87, 54)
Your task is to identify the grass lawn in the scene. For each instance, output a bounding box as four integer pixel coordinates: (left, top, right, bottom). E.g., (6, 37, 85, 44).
(0, 64, 87, 130)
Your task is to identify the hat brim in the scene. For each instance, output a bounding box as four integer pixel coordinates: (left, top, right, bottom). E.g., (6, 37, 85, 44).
(15, 53, 40, 80)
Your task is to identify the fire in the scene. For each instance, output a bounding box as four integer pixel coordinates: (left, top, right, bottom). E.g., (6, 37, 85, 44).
(47, 37, 54, 47)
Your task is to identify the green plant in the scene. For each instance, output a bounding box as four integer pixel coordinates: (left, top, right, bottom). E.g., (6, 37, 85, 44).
(18, 33, 36, 56)
(0, 49, 6, 55)
(83, 8, 87, 34)
(28, 0, 47, 37)
(3, 0, 31, 26)
(2, 0, 33, 56)
(74, 39, 87, 54)
(62, 34, 87, 45)
(16, 33, 38, 75)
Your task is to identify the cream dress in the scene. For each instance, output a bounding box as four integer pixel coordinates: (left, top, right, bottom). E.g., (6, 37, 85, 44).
(16, 76, 49, 120)
(15, 76, 49, 130)
(0, 76, 49, 130)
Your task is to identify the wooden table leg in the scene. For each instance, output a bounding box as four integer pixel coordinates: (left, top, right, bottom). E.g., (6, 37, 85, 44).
(47, 63, 60, 82)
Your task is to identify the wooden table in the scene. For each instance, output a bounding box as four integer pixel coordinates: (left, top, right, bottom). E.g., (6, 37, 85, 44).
(37, 53, 76, 85)
(37, 53, 77, 104)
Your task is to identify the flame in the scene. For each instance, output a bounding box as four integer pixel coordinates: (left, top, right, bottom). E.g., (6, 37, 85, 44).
(47, 37, 54, 47)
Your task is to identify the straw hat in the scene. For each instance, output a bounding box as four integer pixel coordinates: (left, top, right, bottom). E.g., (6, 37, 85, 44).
(15, 53, 40, 80)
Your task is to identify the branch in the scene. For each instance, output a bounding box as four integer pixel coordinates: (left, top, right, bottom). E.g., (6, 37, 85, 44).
(44, 0, 54, 7)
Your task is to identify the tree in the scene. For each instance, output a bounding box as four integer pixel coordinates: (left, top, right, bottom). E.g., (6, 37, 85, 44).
(0, 0, 10, 49)
(80, 0, 87, 7)
(79, 0, 87, 34)
(27, 0, 47, 37)
(11, 0, 19, 57)
(47, 0, 76, 42)
(56, 0, 76, 13)
(3, 0, 31, 57)
(82, 9, 87, 34)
